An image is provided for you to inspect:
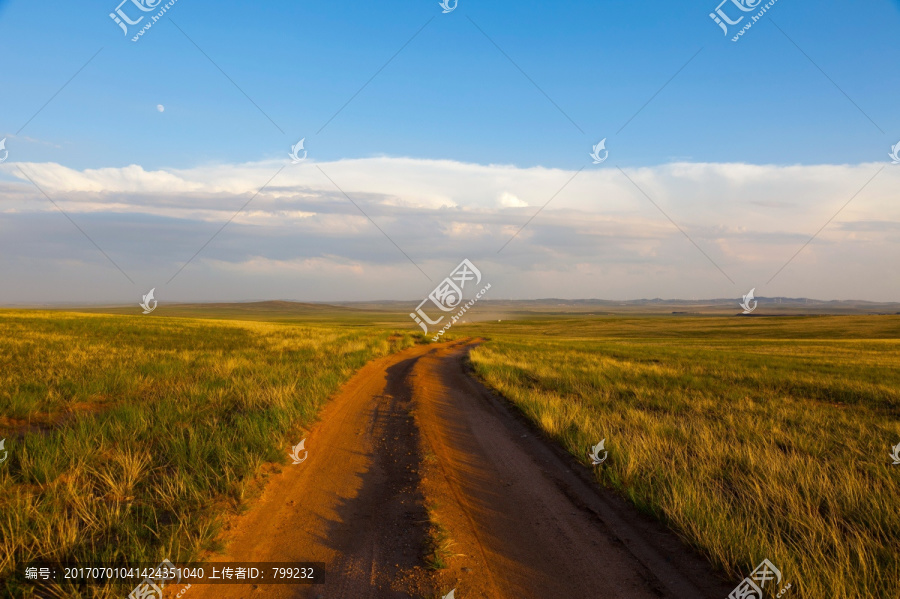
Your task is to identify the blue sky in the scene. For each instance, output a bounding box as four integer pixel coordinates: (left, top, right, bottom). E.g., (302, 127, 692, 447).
(0, 0, 899, 305)
(2, 0, 897, 170)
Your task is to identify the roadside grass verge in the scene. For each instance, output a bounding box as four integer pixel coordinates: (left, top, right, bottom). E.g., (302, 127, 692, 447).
(465, 316, 900, 599)
(0, 310, 416, 598)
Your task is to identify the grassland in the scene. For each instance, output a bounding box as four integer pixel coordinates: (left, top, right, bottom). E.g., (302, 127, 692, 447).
(0, 310, 416, 598)
(4, 304, 899, 598)
(462, 315, 900, 599)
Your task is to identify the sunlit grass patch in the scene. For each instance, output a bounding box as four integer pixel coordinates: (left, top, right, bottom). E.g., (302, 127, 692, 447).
(0, 310, 416, 597)
(466, 316, 900, 599)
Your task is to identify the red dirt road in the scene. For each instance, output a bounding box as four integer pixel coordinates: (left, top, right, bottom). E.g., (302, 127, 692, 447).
(187, 340, 732, 599)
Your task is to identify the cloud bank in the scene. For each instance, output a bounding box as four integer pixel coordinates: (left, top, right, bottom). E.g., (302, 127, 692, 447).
(0, 157, 897, 304)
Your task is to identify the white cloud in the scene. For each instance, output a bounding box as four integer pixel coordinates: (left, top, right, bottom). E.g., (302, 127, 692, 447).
(0, 157, 897, 303)
(499, 191, 527, 208)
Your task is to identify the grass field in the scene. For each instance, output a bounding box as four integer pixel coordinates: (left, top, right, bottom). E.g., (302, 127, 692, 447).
(463, 315, 900, 599)
(3, 307, 899, 598)
(0, 310, 416, 598)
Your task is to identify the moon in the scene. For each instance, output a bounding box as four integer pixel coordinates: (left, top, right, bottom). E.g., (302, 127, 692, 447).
(156, 104, 165, 112)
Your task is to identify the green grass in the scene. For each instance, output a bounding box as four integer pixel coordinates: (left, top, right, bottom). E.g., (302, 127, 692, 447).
(463, 315, 900, 599)
(5, 308, 899, 598)
(0, 310, 416, 598)
(423, 500, 454, 571)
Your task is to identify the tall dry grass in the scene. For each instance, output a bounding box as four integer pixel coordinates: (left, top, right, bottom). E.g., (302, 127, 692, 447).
(466, 316, 900, 599)
(0, 310, 416, 597)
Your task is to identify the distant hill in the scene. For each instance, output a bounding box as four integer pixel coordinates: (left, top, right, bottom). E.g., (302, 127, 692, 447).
(11, 297, 900, 324)
(332, 298, 900, 317)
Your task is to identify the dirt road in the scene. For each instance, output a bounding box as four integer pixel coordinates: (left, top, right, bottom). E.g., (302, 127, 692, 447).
(187, 339, 732, 599)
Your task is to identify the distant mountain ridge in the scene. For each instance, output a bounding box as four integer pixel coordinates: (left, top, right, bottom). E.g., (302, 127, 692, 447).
(8, 298, 900, 318)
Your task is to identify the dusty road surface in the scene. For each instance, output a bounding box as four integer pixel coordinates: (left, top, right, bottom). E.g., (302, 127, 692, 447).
(187, 339, 733, 599)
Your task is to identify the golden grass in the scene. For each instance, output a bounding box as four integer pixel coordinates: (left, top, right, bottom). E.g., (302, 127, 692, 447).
(465, 316, 900, 599)
(0, 310, 416, 597)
